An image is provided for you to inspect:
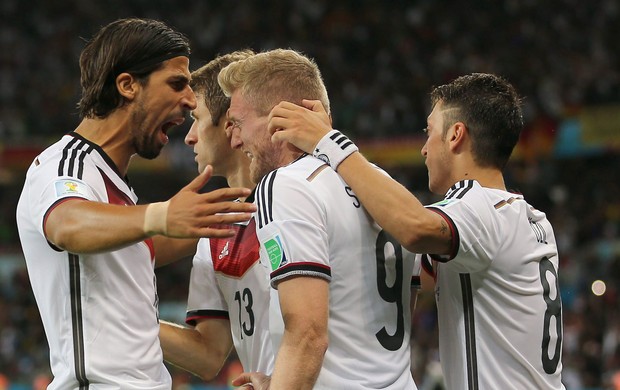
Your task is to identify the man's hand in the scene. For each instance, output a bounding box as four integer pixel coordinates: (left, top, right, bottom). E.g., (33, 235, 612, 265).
(232, 371, 271, 390)
(162, 165, 256, 238)
(268, 99, 332, 153)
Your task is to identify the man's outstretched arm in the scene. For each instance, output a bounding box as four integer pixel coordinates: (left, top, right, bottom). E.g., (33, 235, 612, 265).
(45, 166, 256, 255)
(269, 100, 450, 255)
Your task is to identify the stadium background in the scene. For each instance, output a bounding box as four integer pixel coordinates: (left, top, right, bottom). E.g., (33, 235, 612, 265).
(1, 0, 619, 388)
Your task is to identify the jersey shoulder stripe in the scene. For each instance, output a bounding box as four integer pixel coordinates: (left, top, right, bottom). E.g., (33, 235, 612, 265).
(58, 137, 78, 176)
(59, 132, 126, 181)
(58, 135, 94, 179)
(255, 156, 325, 229)
(76, 142, 94, 179)
(256, 170, 277, 229)
(446, 179, 475, 199)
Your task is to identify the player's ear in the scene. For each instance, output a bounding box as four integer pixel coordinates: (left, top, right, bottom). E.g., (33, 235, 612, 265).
(116, 72, 138, 101)
(224, 120, 234, 139)
(448, 122, 467, 151)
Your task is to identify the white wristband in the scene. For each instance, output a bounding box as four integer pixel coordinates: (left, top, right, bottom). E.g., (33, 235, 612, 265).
(312, 130, 358, 170)
(143, 201, 170, 236)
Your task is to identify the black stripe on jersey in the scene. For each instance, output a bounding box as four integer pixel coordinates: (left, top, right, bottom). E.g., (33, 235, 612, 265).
(186, 309, 230, 326)
(68, 140, 91, 178)
(77, 145, 95, 179)
(58, 137, 80, 176)
(69, 132, 127, 182)
(270, 262, 331, 288)
(58, 138, 94, 179)
(256, 170, 277, 229)
(67, 141, 82, 177)
(460, 273, 479, 390)
(69, 254, 90, 388)
(256, 176, 265, 228)
(446, 180, 474, 199)
(530, 218, 548, 244)
(245, 188, 256, 204)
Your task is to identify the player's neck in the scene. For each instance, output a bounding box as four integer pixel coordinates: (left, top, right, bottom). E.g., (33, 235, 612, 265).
(459, 167, 506, 191)
(75, 117, 133, 176)
(226, 160, 254, 190)
(281, 150, 306, 167)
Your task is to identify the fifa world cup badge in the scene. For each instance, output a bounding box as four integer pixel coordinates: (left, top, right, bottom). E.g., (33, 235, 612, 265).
(263, 234, 287, 271)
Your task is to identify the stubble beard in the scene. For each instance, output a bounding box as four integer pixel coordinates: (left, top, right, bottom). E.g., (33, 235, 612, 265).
(131, 100, 163, 160)
(250, 146, 281, 184)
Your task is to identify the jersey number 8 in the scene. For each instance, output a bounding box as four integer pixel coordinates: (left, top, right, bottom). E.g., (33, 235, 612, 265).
(540, 257, 562, 374)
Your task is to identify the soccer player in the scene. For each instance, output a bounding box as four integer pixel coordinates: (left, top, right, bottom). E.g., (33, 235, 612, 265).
(15, 19, 255, 389)
(159, 50, 275, 380)
(268, 73, 566, 389)
(219, 49, 421, 389)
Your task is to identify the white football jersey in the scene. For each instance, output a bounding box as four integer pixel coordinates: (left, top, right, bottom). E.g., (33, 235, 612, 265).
(256, 155, 420, 390)
(185, 211, 274, 374)
(425, 180, 565, 390)
(16, 133, 171, 389)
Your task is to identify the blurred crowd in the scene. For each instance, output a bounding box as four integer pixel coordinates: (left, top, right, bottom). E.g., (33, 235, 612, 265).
(1, 0, 618, 143)
(1, 0, 619, 388)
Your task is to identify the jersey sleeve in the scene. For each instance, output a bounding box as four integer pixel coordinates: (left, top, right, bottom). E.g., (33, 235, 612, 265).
(256, 171, 331, 289)
(29, 161, 98, 237)
(186, 238, 228, 325)
(410, 251, 422, 289)
(426, 197, 499, 273)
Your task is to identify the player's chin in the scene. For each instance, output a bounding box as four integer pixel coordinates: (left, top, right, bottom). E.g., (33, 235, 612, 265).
(250, 163, 269, 184)
(137, 144, 164, 160)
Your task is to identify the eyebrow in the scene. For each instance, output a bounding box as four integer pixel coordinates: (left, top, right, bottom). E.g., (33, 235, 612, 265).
(169, 74, 191, 84)
(227, 109, 243, 125)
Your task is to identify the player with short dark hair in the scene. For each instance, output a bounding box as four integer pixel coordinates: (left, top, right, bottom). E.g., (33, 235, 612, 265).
(268, 73, 566, 389)
(16, 18, 255, 389)
(159, 50, 275, 380)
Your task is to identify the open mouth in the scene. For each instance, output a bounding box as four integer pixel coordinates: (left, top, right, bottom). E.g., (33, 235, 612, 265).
(162, 118, 184, 133)
(159, 123, 172, 144)
(160, 118, 185, 143)
(162, 121, 175, 134)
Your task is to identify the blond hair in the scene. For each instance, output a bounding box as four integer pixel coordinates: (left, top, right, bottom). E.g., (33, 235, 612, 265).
(218, 48, 330, 116)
